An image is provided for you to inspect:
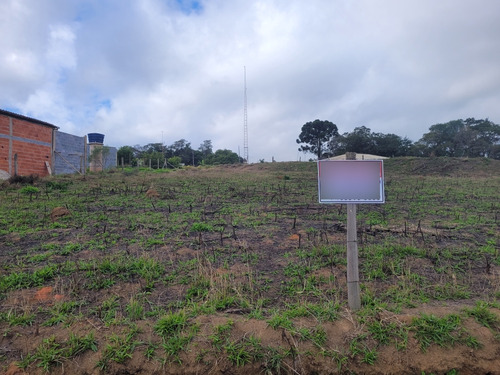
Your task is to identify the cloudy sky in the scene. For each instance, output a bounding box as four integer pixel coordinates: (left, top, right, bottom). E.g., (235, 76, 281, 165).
(1, 0, 500, 162)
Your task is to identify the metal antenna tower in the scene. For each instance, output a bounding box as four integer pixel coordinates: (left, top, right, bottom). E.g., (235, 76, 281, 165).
(243, 66, 249, 163)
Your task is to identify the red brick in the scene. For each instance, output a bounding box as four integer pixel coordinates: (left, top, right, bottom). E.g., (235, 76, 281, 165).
(0, 115, 54, 177)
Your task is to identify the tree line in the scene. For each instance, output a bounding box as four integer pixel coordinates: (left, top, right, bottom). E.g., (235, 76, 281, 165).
(297, 118, 500, 159)
(117, 139, 242, 168)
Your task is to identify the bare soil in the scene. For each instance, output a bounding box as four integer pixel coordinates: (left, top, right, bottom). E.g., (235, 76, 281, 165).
(1, 157, 500, 374)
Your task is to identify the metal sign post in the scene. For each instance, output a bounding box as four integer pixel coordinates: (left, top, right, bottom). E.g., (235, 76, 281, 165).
(346, 203, 361, 310)
(346, 152, 360, 310)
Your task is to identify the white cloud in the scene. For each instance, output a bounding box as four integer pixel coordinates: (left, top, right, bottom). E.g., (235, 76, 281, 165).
(46, 24, 77, 71)
(2, 0, 500, 161)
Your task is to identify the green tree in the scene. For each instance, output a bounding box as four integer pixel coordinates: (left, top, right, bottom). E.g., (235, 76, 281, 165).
(296, 119, 339, 159)
(205, 149, 240, 165)
(167, 139, 194, 165)
(199, 140, 213, 157)
(117, 146, 136, 165)
(142, 150, 164, 169)
(144, 143, 164, 154)
(419, 120, 464, 156)
(167, 156, 182, 168)
(331, 127, 413, 157)
(490, 144, 500, 159)
(418, 118, 500, 157)
(372, 133, 413, 157)
(465, 118, 500, 157)
(339, 126, 376, 154)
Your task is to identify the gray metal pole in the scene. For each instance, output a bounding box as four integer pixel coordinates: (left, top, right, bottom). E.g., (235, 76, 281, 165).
(347, 203, 361, 310)
(346, 151, 361, 310)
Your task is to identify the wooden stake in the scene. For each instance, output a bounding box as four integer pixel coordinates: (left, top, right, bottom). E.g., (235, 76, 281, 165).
(14, 153, 18, 176)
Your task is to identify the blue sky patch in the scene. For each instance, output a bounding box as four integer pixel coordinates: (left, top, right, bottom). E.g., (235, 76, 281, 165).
(99, 99, 112, 110)
(174, 0, 203, 15)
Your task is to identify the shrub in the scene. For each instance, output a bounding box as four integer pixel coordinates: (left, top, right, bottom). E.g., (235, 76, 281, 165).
(8, 174, 39, 185)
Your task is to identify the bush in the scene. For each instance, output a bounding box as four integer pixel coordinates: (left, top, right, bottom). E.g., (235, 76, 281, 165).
(8, 174, 39, 185)
(167, 156, 182, 168)
(46, 181, 72, 191)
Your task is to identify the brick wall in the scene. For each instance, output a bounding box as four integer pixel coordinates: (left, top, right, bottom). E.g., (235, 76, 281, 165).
(0, 112, 55, 177)
(0, 137, 9, 173)
(11, 140, 52, 176)
(0, 116, 10, 174)
(0, 115, 9, 134)
(12, 118, 53, 142)
(0, 110, 117, 178)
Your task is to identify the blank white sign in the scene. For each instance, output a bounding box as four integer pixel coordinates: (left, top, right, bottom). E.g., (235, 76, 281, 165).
(317, 160, 385, 204)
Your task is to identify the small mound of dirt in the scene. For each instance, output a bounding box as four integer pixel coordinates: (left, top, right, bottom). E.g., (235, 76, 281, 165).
(146, 188, 159, 198)
(5, 362, 26, 375)
(33, 286, 64, 304)
(50, 207, 71, 221)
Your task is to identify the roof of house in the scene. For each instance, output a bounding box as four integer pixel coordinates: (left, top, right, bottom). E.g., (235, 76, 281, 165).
(0, 109, 59, 129)
(328, 153, 389, 160)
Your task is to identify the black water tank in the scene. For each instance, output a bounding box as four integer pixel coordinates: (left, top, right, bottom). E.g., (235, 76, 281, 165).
(88, 133, 105, 144)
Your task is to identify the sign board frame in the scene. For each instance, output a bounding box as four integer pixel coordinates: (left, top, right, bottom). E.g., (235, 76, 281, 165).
(317, 160, 385, 204)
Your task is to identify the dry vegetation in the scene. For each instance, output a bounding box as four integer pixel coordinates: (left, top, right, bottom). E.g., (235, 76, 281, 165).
(0, 157, 499, 374)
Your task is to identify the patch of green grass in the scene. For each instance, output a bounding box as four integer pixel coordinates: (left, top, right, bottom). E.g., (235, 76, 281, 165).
(144, 341, 158, 360)
(185, 278, 210, 301)
(432, 283, 471, 300)
(43, 300, 82, 326)
(224, 335, 263, 367)
(225, 340, 252, 367)
(348, 333, 378, 365)
(410, 313, 477, 351)
(153, 310, 199, 364)
(33, 336, 65, 371)
(161, 324, 199, 363)
(361, 347, 378, 365)
(267, 313, 294, 331)
(1, 309, 35, 326)
(97, 326, 141, 370)
(125, 297, 144, 321)
(155, 311, 188, 337)
(464, 301, 499, 329)
(22, 333, 98, 372)
(261, 346, 288, 374)
(367, 319, 408, 350)
(0, 264, 59, 292)
(20, 186, 39, 201)
(283, 301, 340, 322)
(191, 222, 214, 232)
(93, 296, 120, 325)
(210, 320, 234, 350)
(66, 332, 98, 356)
(298, 326, 327, 348)
(46, 180, 72, 191)
(85, 272, 116, 290)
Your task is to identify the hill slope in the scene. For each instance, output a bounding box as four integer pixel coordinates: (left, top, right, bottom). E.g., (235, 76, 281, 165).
(1, 157, 499, 374)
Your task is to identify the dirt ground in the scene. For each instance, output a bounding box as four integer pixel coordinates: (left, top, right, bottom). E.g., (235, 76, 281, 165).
(1, 158, 500, 374)
(2, 301, 500, 374)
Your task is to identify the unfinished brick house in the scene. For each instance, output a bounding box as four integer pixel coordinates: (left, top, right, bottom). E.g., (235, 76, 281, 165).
(0, 109, 57, 178)
(0, 109, 117, 179)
